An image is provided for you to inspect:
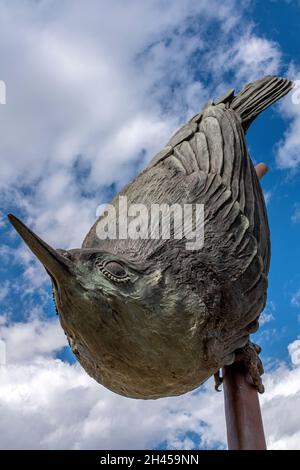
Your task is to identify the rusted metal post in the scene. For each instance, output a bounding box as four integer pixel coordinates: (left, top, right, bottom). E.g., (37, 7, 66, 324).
(222, 363, 267, 450)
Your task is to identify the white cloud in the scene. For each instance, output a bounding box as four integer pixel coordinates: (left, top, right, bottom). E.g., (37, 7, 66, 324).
(291, 288, 300, 307)
(0, 317, 300, 450)
(0, 0, 200, 248)
(0, 315, 226, 449)
(0, 0, 283, 316)
(261, 367, 300, 449)
(291, 204, 300, 223)
(0, 359, 226, 450)
(260, 311, 275, 326)
(0, 0, 216, 293)
(202, 30, 281, 93)
(288, 339, 300, 365)
(0, 317, 67, 363)
(263, 190, 273, 206)
(229, 35, 281, 83)
(276, 68, 300, 170)
(260, 301, 276, 326)
(0, 211, 7, 228)
(0, 0, 283, 254)
(0, 281, 10, 302)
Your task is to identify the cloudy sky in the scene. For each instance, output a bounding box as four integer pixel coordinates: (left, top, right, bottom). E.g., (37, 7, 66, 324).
(0, 0, 300, 450)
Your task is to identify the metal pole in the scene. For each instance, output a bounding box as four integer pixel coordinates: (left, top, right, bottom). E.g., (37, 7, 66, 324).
(222, 363, 267, 450)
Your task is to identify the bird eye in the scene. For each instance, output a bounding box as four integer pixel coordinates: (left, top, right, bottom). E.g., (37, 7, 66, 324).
(97, 260, 129, 283)
(105, 261, 127, 278)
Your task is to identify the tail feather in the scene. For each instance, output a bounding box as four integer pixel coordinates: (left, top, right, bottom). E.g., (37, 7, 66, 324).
(230, 76, 294, 131)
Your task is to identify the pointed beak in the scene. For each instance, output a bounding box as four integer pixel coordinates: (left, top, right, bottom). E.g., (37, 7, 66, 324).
(8, 214, 74, 284)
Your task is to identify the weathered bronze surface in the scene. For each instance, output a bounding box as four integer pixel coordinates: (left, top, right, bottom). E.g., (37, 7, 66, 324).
(9, 76, 293, 399)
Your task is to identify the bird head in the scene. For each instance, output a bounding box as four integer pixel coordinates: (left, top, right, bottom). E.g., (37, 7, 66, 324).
(8, 214, 208, 398)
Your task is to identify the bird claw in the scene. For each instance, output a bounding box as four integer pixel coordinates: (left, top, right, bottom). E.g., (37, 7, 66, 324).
(235, 341, 265, 394)
(214, 370, 223, 392)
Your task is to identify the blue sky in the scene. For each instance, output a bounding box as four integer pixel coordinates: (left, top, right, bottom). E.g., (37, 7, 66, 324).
(0, 0, 300, 450)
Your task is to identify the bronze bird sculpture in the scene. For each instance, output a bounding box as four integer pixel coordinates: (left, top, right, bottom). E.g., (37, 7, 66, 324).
(8, 76, 293, 399)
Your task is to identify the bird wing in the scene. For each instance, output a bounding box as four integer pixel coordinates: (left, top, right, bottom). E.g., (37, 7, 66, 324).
(148, 77, 292, 310)
(150, 104, 266, 286)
